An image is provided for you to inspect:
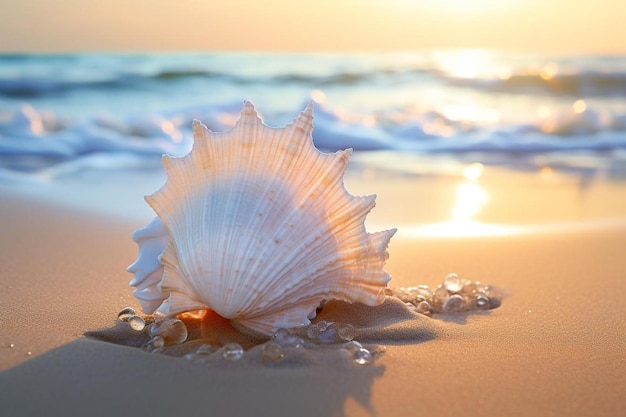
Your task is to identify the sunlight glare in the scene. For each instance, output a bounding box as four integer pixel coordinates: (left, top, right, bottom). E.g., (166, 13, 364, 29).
(452, 182, 488, 220)
(572, 99, 586, 114)
(463, 163, 484, 181)
(539, 62, 558, 80)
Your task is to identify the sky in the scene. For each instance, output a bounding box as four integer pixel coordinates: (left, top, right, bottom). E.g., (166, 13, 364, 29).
(1, 0, 625, 54)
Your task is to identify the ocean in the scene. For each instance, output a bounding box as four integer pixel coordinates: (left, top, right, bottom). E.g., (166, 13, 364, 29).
(1, 50, 626, 182)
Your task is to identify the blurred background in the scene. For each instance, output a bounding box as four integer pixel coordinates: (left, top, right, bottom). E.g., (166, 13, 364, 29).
(1, 0, 626, 187)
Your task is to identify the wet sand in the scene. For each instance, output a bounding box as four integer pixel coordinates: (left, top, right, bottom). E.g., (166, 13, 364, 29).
(1, 168, 625, 416)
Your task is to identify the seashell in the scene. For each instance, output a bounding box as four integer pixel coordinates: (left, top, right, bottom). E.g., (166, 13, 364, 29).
(127, 101, 396, 336)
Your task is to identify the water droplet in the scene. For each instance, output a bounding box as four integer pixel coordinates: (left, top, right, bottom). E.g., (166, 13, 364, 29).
(261, 341, 284, 362)
(272, 329, 303, 348)
(306, 324, 321, 339)
(128, 315, 146, 331)
(475, 295, 490, 309)
(9, 343, 15, 348)
(343, 341, 363, 354)
(117, 307, 136, 322)
(444, 273, 464, 293)
(196, 344, 215, 355)
(287, 336, 304, 349)
(416, 300, 432, 317)
(336, 323, 355, 342)
(272, 328, 291, 341)
(222, 343, 244, 360)
(353, 348, 372, 365)
(316, 320, 330, 332)
(462, 280, 476, 294)
(150, 336, 165, 349)
(149, 318, 188, 345)
(475, 283, 489, 295)
(26, 351, 32, 356)
(442, 294, 467, 313)
(434, 285, 449, 304)
(417, 285, 433, 296)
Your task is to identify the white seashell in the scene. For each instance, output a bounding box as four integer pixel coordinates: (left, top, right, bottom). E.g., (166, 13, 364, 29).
(127, 101, 396, 335)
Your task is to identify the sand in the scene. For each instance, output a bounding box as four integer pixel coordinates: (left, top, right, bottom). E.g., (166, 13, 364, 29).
(1, 169, 625, 416)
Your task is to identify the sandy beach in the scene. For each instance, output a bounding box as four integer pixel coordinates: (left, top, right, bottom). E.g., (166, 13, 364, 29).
(1, 168, 625, 417)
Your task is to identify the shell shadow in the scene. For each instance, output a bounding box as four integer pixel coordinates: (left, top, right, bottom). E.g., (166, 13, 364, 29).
(81, 297, 439, 417)
(0, 338, 382, 417)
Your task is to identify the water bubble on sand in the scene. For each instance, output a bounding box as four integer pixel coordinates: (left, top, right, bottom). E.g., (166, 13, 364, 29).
(117, 307, 136, 322)
(261, 341, 284, 362)
(149, 318, 188, 345)
(222, 343, 244, 360)
(128, 315, 146, 331)
(416, 300, 433, 317)
(316, 320, 330, 332)
(336, 323, 356, 342)
(184, 344, 216, 363)
(434, 285, 450, 304)
(272, 328, 291, 341)
(444, 273, 464, 293)
(150, 336, 165, 349)
(443, 294, 467, 313)
(475, 283, 489, 295)
(306, 324, 321, 340)
(287, 336, 304, 349)
(354, 348, 372, 365)
(196, 344, 215, 355)
(417, 285, 434, 302)
(272, 328, 304, 349)
(475, 295, 491, 310)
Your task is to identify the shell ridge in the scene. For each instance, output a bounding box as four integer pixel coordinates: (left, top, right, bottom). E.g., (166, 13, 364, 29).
(184, 115, 259, 311)
(209, 105, 320, 315)
(211, 109, 301, 312)
(256, 193, 375, 287)
(241, 222, 333, 313)
(228, 167, 374, 315)
(221, 127, 290, 315)
(260, 226, 395, 307)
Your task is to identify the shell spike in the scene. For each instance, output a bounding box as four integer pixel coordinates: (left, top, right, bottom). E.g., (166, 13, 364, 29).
(192, 119, 209, 138)
(288, 100, 315, 139)
(237, 101, 262, 126)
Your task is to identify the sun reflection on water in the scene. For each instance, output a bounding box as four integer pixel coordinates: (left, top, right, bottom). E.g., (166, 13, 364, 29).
(403, 163, 521, 238)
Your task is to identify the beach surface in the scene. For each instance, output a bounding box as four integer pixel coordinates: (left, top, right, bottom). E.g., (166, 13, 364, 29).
(1, 168, 625, 417)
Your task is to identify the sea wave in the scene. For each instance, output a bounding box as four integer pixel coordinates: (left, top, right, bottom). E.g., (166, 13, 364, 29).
(446, 71, 626, 97)
(2, 52, 626, 180)
(1, 101, 626, 179)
